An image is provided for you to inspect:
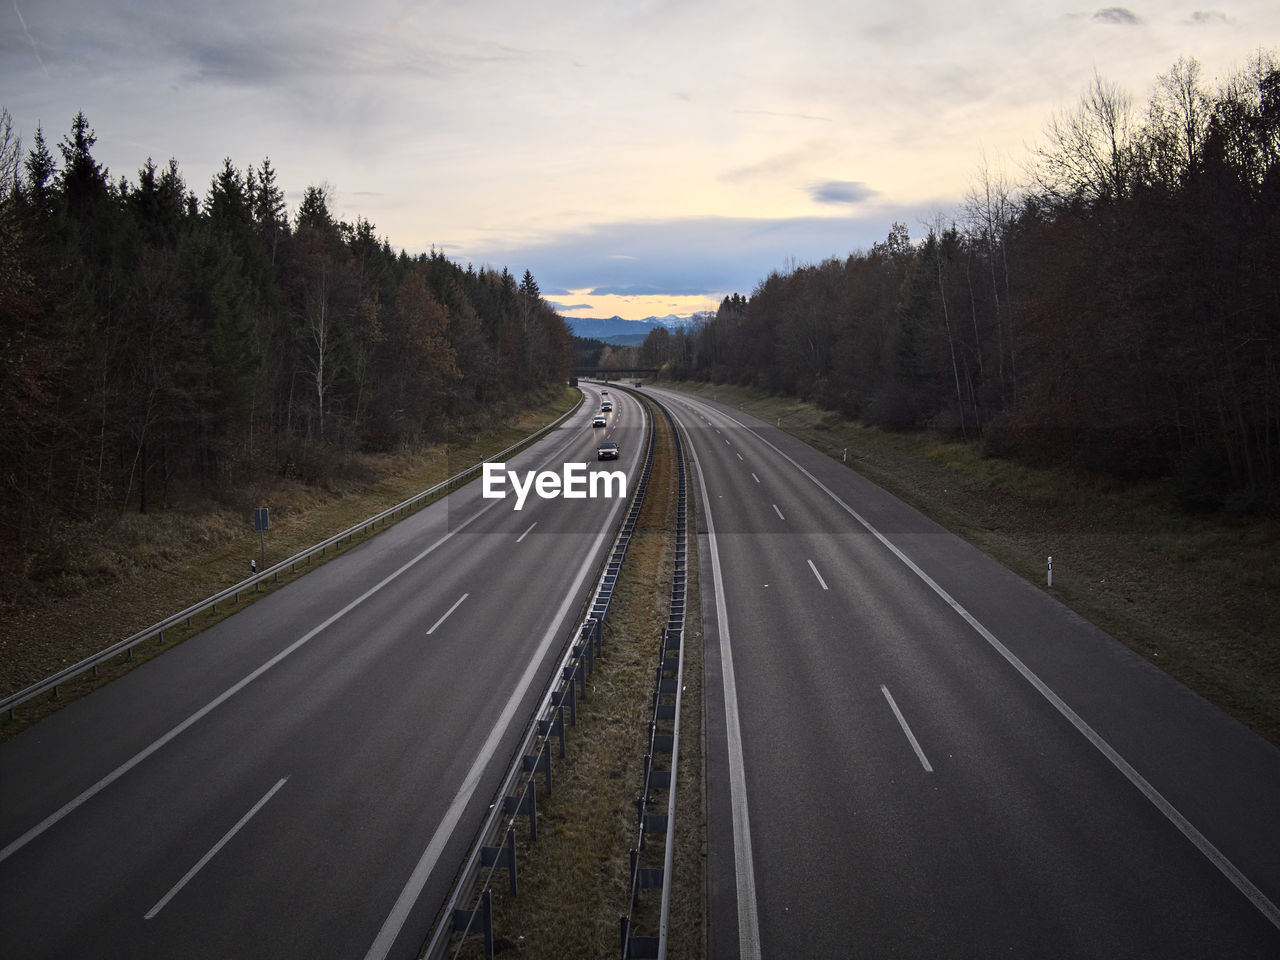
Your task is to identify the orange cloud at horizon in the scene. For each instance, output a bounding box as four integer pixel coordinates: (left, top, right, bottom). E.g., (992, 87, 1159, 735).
(551, 290, 723, 324)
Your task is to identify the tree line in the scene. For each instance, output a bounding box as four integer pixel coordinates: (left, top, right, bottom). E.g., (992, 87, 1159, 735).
(640, 52, 1280, 512)
(0, 111, 573, 541)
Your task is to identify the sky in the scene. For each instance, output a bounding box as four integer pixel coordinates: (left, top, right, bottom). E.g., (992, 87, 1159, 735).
(3, 2, 1278, 322)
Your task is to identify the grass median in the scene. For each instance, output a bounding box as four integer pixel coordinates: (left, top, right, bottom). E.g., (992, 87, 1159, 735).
(455, 392, 705, 958)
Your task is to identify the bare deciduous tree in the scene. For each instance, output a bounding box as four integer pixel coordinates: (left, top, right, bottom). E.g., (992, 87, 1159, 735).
(964, 151, 1019, 398)
(1138, 55, 1213, 190)
(1031, 71, 1137, 205)
(0, 107, 21, 195)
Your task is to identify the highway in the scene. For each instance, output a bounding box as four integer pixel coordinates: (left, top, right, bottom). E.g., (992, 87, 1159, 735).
(647, 384, 1280, 959)
(0, 384, 644, 960)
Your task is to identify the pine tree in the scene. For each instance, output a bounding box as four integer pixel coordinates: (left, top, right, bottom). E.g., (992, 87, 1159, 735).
(58, 111, 110, 224)
(23, 127, 56, 219)
(519, 269, 541, 323)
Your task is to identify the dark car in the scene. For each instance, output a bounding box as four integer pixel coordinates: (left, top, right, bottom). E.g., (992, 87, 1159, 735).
(597, 441, 620, 461)
(591, 415, 607, 428)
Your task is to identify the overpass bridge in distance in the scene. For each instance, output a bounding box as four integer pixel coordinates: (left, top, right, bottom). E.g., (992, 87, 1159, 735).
(572, 368, 659, 382)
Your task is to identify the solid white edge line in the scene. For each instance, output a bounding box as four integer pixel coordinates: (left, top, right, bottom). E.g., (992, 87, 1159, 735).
(681, 411, 763, 960)
(145, 777, 288, 919)
(425, 593, 469, 636)
(807, 559, 828, 591)
(699, 397, 1280, 933)
(361, 420, 642, 960)
(881, 685, 933, 772)
(516, 521, 538, 543)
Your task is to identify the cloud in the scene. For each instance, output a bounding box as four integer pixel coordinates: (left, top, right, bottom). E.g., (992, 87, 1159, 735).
(468, 209, 940, 302)
(733, 108, 832, 124)
(1091, 8, 1140, 26)
(11, 0, 47, 75)
(720, 145, 820, 185)
(588, 284, 718, 297)
(18, 0, 1276, 329)
(547, 301, 594, 312)
(14, 1, 485, 95)
(171, 34, 305, 85)
(810, 180, 879, 206)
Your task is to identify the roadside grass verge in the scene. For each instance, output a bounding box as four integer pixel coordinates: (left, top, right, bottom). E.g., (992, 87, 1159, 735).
(0, 387, 579, 741)
(669, 380, 1280, 747)
(457, 393, 704, 958)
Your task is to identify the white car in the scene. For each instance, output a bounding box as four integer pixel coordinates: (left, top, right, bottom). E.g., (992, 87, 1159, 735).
(591, 415, 607, 428)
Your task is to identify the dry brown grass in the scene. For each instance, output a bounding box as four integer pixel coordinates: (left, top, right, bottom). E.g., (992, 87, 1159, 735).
(455, 393, 705, 958)
(0, 388, 579, 738)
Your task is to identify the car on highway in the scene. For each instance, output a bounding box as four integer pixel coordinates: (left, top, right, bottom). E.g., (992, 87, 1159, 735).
(601, 389, 609, 395)
(600, 400, 613, 412)
(597, 441, 620, 461)
(591, 415, 607, 428)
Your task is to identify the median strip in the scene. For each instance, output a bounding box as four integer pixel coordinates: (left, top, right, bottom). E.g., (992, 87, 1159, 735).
(432, 387, 705, 959)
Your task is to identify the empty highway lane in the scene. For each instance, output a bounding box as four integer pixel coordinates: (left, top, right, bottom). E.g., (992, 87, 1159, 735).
(650, 384, 1280, 960)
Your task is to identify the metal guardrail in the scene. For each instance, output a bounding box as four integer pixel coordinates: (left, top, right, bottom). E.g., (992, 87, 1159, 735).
(425, 386, 694, 960)
(1, 394, 584, 719)
(422, 392, 659, 959)
(618, 394, 689, 959)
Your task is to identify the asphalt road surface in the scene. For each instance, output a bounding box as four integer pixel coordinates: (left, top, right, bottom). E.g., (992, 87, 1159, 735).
(647, 384, 1280, 960)
(0, 384, 643, 960)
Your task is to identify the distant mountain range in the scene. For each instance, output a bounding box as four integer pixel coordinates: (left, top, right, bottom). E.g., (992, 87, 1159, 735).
(564, 314, 697, 344)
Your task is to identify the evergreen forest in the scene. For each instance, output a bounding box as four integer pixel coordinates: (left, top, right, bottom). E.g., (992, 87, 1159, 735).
(0, 111, 573, 544)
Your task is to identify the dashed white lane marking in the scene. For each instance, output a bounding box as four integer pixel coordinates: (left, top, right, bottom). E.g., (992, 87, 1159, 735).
(882, 686, 933, 772)
(807, 559, 828, 591)
(145, 778, 289, 919)
(426, 593, 469, 635)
